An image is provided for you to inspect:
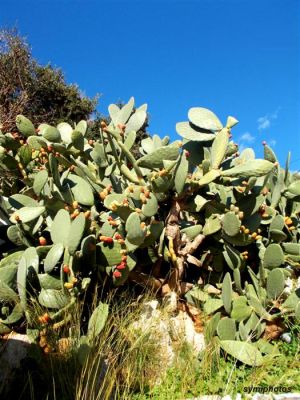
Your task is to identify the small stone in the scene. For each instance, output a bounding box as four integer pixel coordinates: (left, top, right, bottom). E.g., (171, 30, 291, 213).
(163, 291, 177, 313)
(273, 394, 300, 400)
(280, 332, 292, 344)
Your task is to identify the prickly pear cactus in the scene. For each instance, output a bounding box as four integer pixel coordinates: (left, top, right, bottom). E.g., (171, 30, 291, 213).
(0, 98, 299, 365)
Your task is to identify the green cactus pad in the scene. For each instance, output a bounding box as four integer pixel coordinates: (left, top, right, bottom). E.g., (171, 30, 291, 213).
(217, 317, 236, 340)
(38, 289, 70, 309)
(17, 256, 27, 310)
(67, 213, 86, 255)
(57, 122, 73, 144)
(18, 144, 32, 166)
(142, 221, 164, 247)
(38, 274, 61, 290)
(42, 125, 61, 142)
(222, 231, 253, 246)
(125, 109, 147, 134)
(64, 174, 94, 206)
(81, 235, 97, 267)
(87, 302, 109, 340)
(226, 116, 239, 129)
(90, 143, 108, 167)
(44, 243, 64, 273)
(263, 243, 284, 269)
(222, 273, 232, 314)
(264, 144, 277, 163)
(71, 130, 84, 151)
(180, 224, 203, 240)
(225, 141, 239, 157)
(0, 303, 23, 325)
(97, 241, 122, 266)
(151, 174, 173, 193)
(125, 212, 145, 245)
(137, 144, 180, 169)
(51, 209, 71, 245)
(238, 321, 249, 341)
(223, 245, 242, 270)
(100, 221, 116, 237)
(266, 268, 285, 299)
(204, 312, 221, 343)
(269, 229, 287, 243)
(33, 169, 48, 195)
(233, 268, 242, 292)
(8, 194, 38, 209)
(220, 340, 264, 366)
(123, 130, 137, 151)
(245, 312, 260, 333)
(49, 153, 62, 188)
(16, 115, 36, 137)
(6, 225, 29, 246)
(269, 215, 285, 231)
(104, 193, 128, 209)
(141, 193, 158, 217)
(211, 128, 229, 169)
(10, 206, 45, 224)
(174, 151, 189, 194)
(231, 296, 252, 322)
(282, 292, 300, 311)
(285, 180, 300, 196)
(282, 243, 300, 255)
(75, 120, 88, 135)
(197, 169, 221, 186)
(248, 295, 270, 319)
(203, 214, 221, 236)
(188, 107, 223, 131)
(0, 251, 23, 269)
(203, 298, 224, 314)
(222, 212, 241, 237)
(0, 281, 18, 304)
(176, 122, 216, 142)
(221, 159, 274, 178)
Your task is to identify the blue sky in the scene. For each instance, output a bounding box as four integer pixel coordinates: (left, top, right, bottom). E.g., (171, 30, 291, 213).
(1, 0, 300, 168)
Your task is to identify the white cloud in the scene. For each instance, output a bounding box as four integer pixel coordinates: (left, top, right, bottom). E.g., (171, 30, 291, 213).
(257, 116, 270, 130)
(239, 132, 255, 143)
(269, 139, 277, 147)
(257, 107, 280, 131)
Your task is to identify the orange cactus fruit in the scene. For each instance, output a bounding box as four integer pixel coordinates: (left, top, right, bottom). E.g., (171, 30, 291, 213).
(64, 282, 74, 289)
(63, 265, 71, 274)
(116, 262, 126, 270)
(39, 237, 47, 246)
(99, 191, 107, 200)
(284, 217, 293, 226)
(84, 210, 91, 219)
(99, 236, 114, 244)
(113, 270, 122, 278)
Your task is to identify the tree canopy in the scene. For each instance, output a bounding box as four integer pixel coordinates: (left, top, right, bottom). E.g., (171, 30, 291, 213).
(0, 28, 97, 132)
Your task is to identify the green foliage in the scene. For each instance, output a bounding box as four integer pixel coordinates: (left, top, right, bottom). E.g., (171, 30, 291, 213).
(0, 28, 96, 132)
(0, 95, 300, 371)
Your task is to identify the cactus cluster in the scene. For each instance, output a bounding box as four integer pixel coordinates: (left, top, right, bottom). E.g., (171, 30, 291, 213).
(0, 98, 299, 364)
